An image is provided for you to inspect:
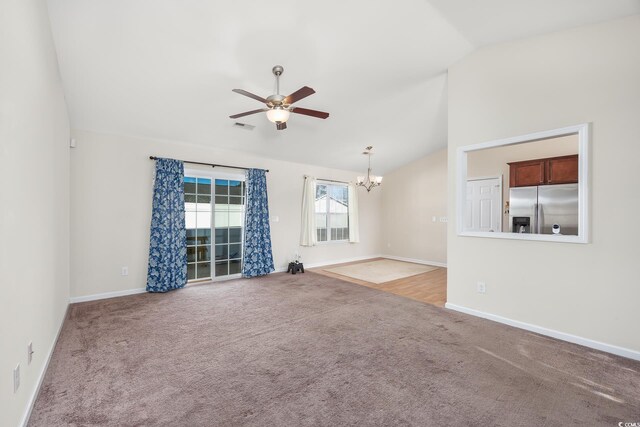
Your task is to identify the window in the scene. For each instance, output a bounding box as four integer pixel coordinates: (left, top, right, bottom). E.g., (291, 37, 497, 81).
(185, 174, 245, 281)
(315, 182, 349, 242)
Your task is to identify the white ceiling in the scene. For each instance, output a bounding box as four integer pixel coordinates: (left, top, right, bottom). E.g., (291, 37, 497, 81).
(428, 0, 640, 47)
(46, 0, 640, 173)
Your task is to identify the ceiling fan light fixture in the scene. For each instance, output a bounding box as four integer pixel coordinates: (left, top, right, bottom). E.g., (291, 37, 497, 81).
(230, 66, 328, 130)
(266, 107, 290, 123)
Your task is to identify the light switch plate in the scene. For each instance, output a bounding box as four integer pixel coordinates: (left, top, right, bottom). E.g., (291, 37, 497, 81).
(477, 282, 486, 294)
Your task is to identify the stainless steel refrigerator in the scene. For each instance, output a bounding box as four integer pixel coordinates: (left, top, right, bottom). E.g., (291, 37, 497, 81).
(509, 183, 579, 235)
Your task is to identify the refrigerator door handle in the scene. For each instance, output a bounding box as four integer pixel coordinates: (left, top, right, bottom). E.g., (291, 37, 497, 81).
(537, 203, 543, 234)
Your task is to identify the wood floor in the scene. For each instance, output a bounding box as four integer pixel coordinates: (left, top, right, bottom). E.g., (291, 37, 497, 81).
(310, 258, 447, 307)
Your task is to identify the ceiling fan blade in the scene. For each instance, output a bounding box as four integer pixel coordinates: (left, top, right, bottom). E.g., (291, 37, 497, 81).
(276, 122, 287, 130)
(283, 86, 315, 105)
(229, 108, 268, 119)
(291, 107, 329, 119)
(232, 89, 268, 104)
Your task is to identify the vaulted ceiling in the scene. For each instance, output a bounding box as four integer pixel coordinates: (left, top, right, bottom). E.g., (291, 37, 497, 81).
(47, 0, 640, 173)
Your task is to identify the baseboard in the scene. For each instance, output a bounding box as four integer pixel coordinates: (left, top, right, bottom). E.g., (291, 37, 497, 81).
(380, 254, 447, 268)
(69, 287, 146, 304)
(445, 303, 640, 362)
(20, 302, 69, 427)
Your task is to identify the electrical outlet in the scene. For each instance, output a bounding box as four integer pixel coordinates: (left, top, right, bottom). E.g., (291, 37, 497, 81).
(121, 266, 128, 276)
(477, 281, 486, 294)
(13, 364, 20, 393)
(28, 342, 34, 365)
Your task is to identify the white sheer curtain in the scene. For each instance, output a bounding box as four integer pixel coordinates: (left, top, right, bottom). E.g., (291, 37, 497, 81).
(348, 183, 360, 243)
(300, 176, 317, 246)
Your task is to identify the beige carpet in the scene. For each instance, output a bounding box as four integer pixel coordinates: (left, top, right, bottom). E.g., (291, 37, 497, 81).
(324, 258, 437, 283)
(29, 272, 640, 426)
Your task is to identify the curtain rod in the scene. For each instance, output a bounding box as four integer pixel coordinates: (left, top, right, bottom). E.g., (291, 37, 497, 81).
(314, 177, 350, 184)
(149, 156, 269, 173)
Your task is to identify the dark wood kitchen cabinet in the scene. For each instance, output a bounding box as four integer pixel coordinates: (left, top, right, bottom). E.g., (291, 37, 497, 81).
(509, 154, 578, 187)
(546, 155, 579, 184)
(508, 159, 546, 187)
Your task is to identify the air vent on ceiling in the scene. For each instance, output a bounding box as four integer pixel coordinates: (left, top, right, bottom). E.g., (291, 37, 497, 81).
(233, 122, 255, 130)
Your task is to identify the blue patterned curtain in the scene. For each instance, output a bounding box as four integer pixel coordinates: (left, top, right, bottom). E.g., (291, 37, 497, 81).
(146, 158, 187, 292)
(242, 169, 275, 277)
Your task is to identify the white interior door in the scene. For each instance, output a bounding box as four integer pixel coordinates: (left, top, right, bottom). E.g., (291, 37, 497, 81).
(465, 177, 502, 232)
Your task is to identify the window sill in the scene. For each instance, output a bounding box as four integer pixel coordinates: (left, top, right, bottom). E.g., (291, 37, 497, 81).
(316, 240, 350, 245)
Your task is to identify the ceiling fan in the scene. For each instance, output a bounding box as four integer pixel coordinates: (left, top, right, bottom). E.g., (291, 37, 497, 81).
(229, 65, 329, 130)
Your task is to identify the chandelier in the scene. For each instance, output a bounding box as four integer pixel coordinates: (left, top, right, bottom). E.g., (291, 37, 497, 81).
(356, 146, 382, 192)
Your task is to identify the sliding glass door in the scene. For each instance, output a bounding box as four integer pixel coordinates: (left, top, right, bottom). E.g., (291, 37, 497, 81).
(184, 174, 245, 281)
(185, 177, 212, 280)
(214, 179, 245, 277)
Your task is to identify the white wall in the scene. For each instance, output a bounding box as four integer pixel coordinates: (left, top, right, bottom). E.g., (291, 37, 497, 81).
(381, 148, 448, 265)
(447, 15, 640, 354)
(0, 1, 70, 425)
(70, 130, 382, 299)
